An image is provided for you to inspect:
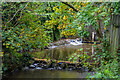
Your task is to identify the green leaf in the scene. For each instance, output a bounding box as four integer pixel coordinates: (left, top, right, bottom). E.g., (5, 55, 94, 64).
(80, 48, 83, 51)
(3, 67, 7, 71)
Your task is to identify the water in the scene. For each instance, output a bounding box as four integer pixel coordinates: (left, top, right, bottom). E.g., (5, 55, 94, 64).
(70, 38, 83, 45)
(9, 69, 94, 78)
(8, 40, 99, 78)
(30, 43, 95, 61)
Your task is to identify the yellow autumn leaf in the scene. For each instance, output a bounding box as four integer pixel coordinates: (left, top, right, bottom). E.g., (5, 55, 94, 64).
(61, 31, 64, 34)
(17, 43, 20, 46)
(53, 7, 56, 10)
(63, 15, 66, 20)
(30, 27, 32, 29)
(6, 46, 8, 48)
(57, 26, 61, 29)
(98, 10, 101, 13)
(69, 8, 72, 11)
(78, 6, 81, 8)
(63, 25, 66, 28)
(1, 52, 4, 56)
(101, 5, 103, 8)
(6, 43, 10, 46)
(104, 27, 106, 30)
(56, 8, 59, 12)
(111, 8, 113, 11)
(75, 5, 77, 7)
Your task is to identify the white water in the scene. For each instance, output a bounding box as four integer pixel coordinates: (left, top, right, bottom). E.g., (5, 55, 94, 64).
(70, 38, 83, 45)
(49, 38, 83, 48)
(49, 46, 58, 48)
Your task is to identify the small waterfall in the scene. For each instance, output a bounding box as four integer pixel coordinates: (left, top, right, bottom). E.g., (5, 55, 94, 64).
(50, 46, 57, 48)
(70, 38, 83, 45)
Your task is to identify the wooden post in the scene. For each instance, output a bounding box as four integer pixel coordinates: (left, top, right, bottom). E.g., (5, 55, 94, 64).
(92, 32, 95, 42)
(110, 14, 120, 52)
(92, 45, 94, 55)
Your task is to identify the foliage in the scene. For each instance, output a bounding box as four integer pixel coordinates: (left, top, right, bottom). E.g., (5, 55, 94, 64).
(2, 2, 51, 74)
(112, 2, 120, 15)
(87, 59, 119, 78)
(77, 27, 90, 38)
(44, 2, 89, 38)
(68, 48, 91, 70)
(2, 2, 51, 53)
(3, 2, 113, 53)
(2, 2, 120, 78)
(2, 52, 33, 73)
(87, 34, 119, 78)
(73, 2, 120, 78)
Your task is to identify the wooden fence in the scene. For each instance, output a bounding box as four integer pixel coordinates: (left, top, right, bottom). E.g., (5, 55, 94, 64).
(110, 14, 120, 52)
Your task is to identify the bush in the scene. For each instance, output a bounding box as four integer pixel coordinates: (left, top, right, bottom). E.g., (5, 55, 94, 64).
(2, 52, 33, 75)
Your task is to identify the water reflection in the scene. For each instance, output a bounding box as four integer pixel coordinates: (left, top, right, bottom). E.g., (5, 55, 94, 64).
(9, 43, 98, 78)
(10, 69, 94, 78)
(30, 43, 97, 61)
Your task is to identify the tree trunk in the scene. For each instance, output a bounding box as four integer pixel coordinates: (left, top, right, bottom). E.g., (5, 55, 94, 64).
(52, 24, 60, 41)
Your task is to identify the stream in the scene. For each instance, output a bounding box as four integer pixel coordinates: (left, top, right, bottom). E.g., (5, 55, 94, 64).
(31, 44, 95, 61)
(8, 39, 99, 78)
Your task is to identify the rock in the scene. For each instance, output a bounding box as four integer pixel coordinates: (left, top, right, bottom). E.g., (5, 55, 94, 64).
(41, 64, 48, 69)
(48, 68, 55, 70)
(38, 64, 42, 67)
(34, 63, 38, 66)
(67, 68, 73, 71)
(57, 66, 62, 70)
(36, 67, 42, 69)
(24, 66, 29, 70)
(24, 66, 29, 69)
(59, 64, 66, 69)
(84, 67, 89, 72)
(76, 66, 82, 70)
(49, 62, 57, 68)
(29, 65, 36, 68)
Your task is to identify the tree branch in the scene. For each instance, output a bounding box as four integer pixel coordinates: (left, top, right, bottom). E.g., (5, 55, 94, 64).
(59, 0, 79, 12)
(5, 2, 29, 25)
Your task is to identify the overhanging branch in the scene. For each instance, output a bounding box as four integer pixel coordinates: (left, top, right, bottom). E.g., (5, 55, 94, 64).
(59, 0, 79, 12)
